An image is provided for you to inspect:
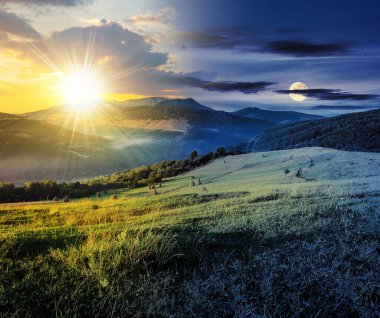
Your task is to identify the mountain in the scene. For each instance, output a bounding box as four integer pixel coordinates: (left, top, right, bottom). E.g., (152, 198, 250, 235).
(242, 109, 380, 152)
(2, 99, 275, 183)
(155, 98, 213, 111)
(0, 117, 129, 184)
(0, 112, 21, 119)
(112, 105, 274, 153)
(113, 97, 213, 111)
(232, 107, 324, 124)
(115, 97, 167, 107)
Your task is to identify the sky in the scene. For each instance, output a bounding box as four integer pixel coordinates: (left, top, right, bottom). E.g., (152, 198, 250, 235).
(0, 0, 379, 114)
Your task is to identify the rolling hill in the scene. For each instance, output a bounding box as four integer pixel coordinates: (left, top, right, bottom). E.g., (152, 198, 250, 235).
(247, 108, 380, 152)
(232, 106, 324, 124)
(1, 147, 379, 317)
(6, 99, 378, 184)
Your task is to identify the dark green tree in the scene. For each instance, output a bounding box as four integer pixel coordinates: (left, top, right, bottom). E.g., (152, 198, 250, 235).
(190, 150, 198, 161)
(215, 147, 226, 158)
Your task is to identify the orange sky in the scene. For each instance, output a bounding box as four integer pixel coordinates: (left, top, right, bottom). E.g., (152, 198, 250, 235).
(0, 49, 151, 114)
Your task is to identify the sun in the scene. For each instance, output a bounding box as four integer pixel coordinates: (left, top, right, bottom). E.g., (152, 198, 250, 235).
(59, 71, 104, 110)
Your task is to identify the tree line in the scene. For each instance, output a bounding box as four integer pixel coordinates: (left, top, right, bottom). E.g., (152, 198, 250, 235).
(0, 147, 238, 203)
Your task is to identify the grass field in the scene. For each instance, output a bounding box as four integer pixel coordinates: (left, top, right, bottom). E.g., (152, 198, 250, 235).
(1, 147, 379, 317)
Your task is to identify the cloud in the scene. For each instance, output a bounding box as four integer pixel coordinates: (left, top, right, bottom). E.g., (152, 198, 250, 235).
(179, 32, 237, 50)
(126, 7, 176, 26)
(0, 0, 91, 6)
(266, 40, 347, 57)
(176, 28, 350, 58)
(276, 88, 378, 101)
(147, 71, 274, 94)
(200, 81, 274, 94)
(124, 7, 177, 46)
(34, 21, 168, 73)
(0, 10, 41, 39)
(311, 105, 379, 110)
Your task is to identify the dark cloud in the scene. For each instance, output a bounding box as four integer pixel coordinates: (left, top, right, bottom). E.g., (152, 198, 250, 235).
(0, 10, 40, 39)
(0, 0, 90, 6)
(179, 31, 236, 50)
(150, 71, 274, 94)
(311, 105, 379, 110)
(200, 81, 274, 94)
(266, 40, 347, 56)
(276, 88, 378, 101)
(178, 30, 349, 58)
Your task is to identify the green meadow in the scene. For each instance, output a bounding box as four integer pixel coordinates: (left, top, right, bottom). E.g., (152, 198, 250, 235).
(1, 147, 379, 317)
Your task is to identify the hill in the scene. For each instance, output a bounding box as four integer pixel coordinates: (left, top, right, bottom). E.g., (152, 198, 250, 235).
(1, 147, 379, 317)
(232, 106, 324, 124)
(244, 108, 380, 152)
(0, 112, 21, 119)
(0, 117, 133, 184)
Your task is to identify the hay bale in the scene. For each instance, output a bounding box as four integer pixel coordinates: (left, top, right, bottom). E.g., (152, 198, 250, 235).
(62, 195, 70, 202)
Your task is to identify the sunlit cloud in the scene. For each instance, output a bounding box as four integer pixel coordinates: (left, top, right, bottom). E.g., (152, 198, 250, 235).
(126, 7, 176, 27)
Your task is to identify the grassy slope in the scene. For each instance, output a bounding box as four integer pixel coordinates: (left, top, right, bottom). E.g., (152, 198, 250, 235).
(1, 147, 379, 317)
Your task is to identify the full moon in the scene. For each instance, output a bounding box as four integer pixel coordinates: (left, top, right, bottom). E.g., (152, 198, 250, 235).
(289, 82, 308, 102)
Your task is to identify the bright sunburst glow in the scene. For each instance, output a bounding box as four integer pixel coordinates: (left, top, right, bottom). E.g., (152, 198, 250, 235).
(59, 71, 104, 110)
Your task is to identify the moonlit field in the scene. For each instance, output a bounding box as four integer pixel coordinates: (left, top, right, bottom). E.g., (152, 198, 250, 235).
(0, 1, 379, 317)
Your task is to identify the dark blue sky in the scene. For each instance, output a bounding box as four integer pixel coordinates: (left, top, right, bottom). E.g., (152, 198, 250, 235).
(161, 0, 380, 113)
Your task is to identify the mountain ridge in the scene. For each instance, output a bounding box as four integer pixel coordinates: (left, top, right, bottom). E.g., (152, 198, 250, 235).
(246, 108, 380, 152)
(232, 106, 324, 124)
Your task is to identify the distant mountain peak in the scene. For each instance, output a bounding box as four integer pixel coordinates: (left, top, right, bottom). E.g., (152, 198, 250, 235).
(155, 98, 213, 111)
(232, 107, 324, 124)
